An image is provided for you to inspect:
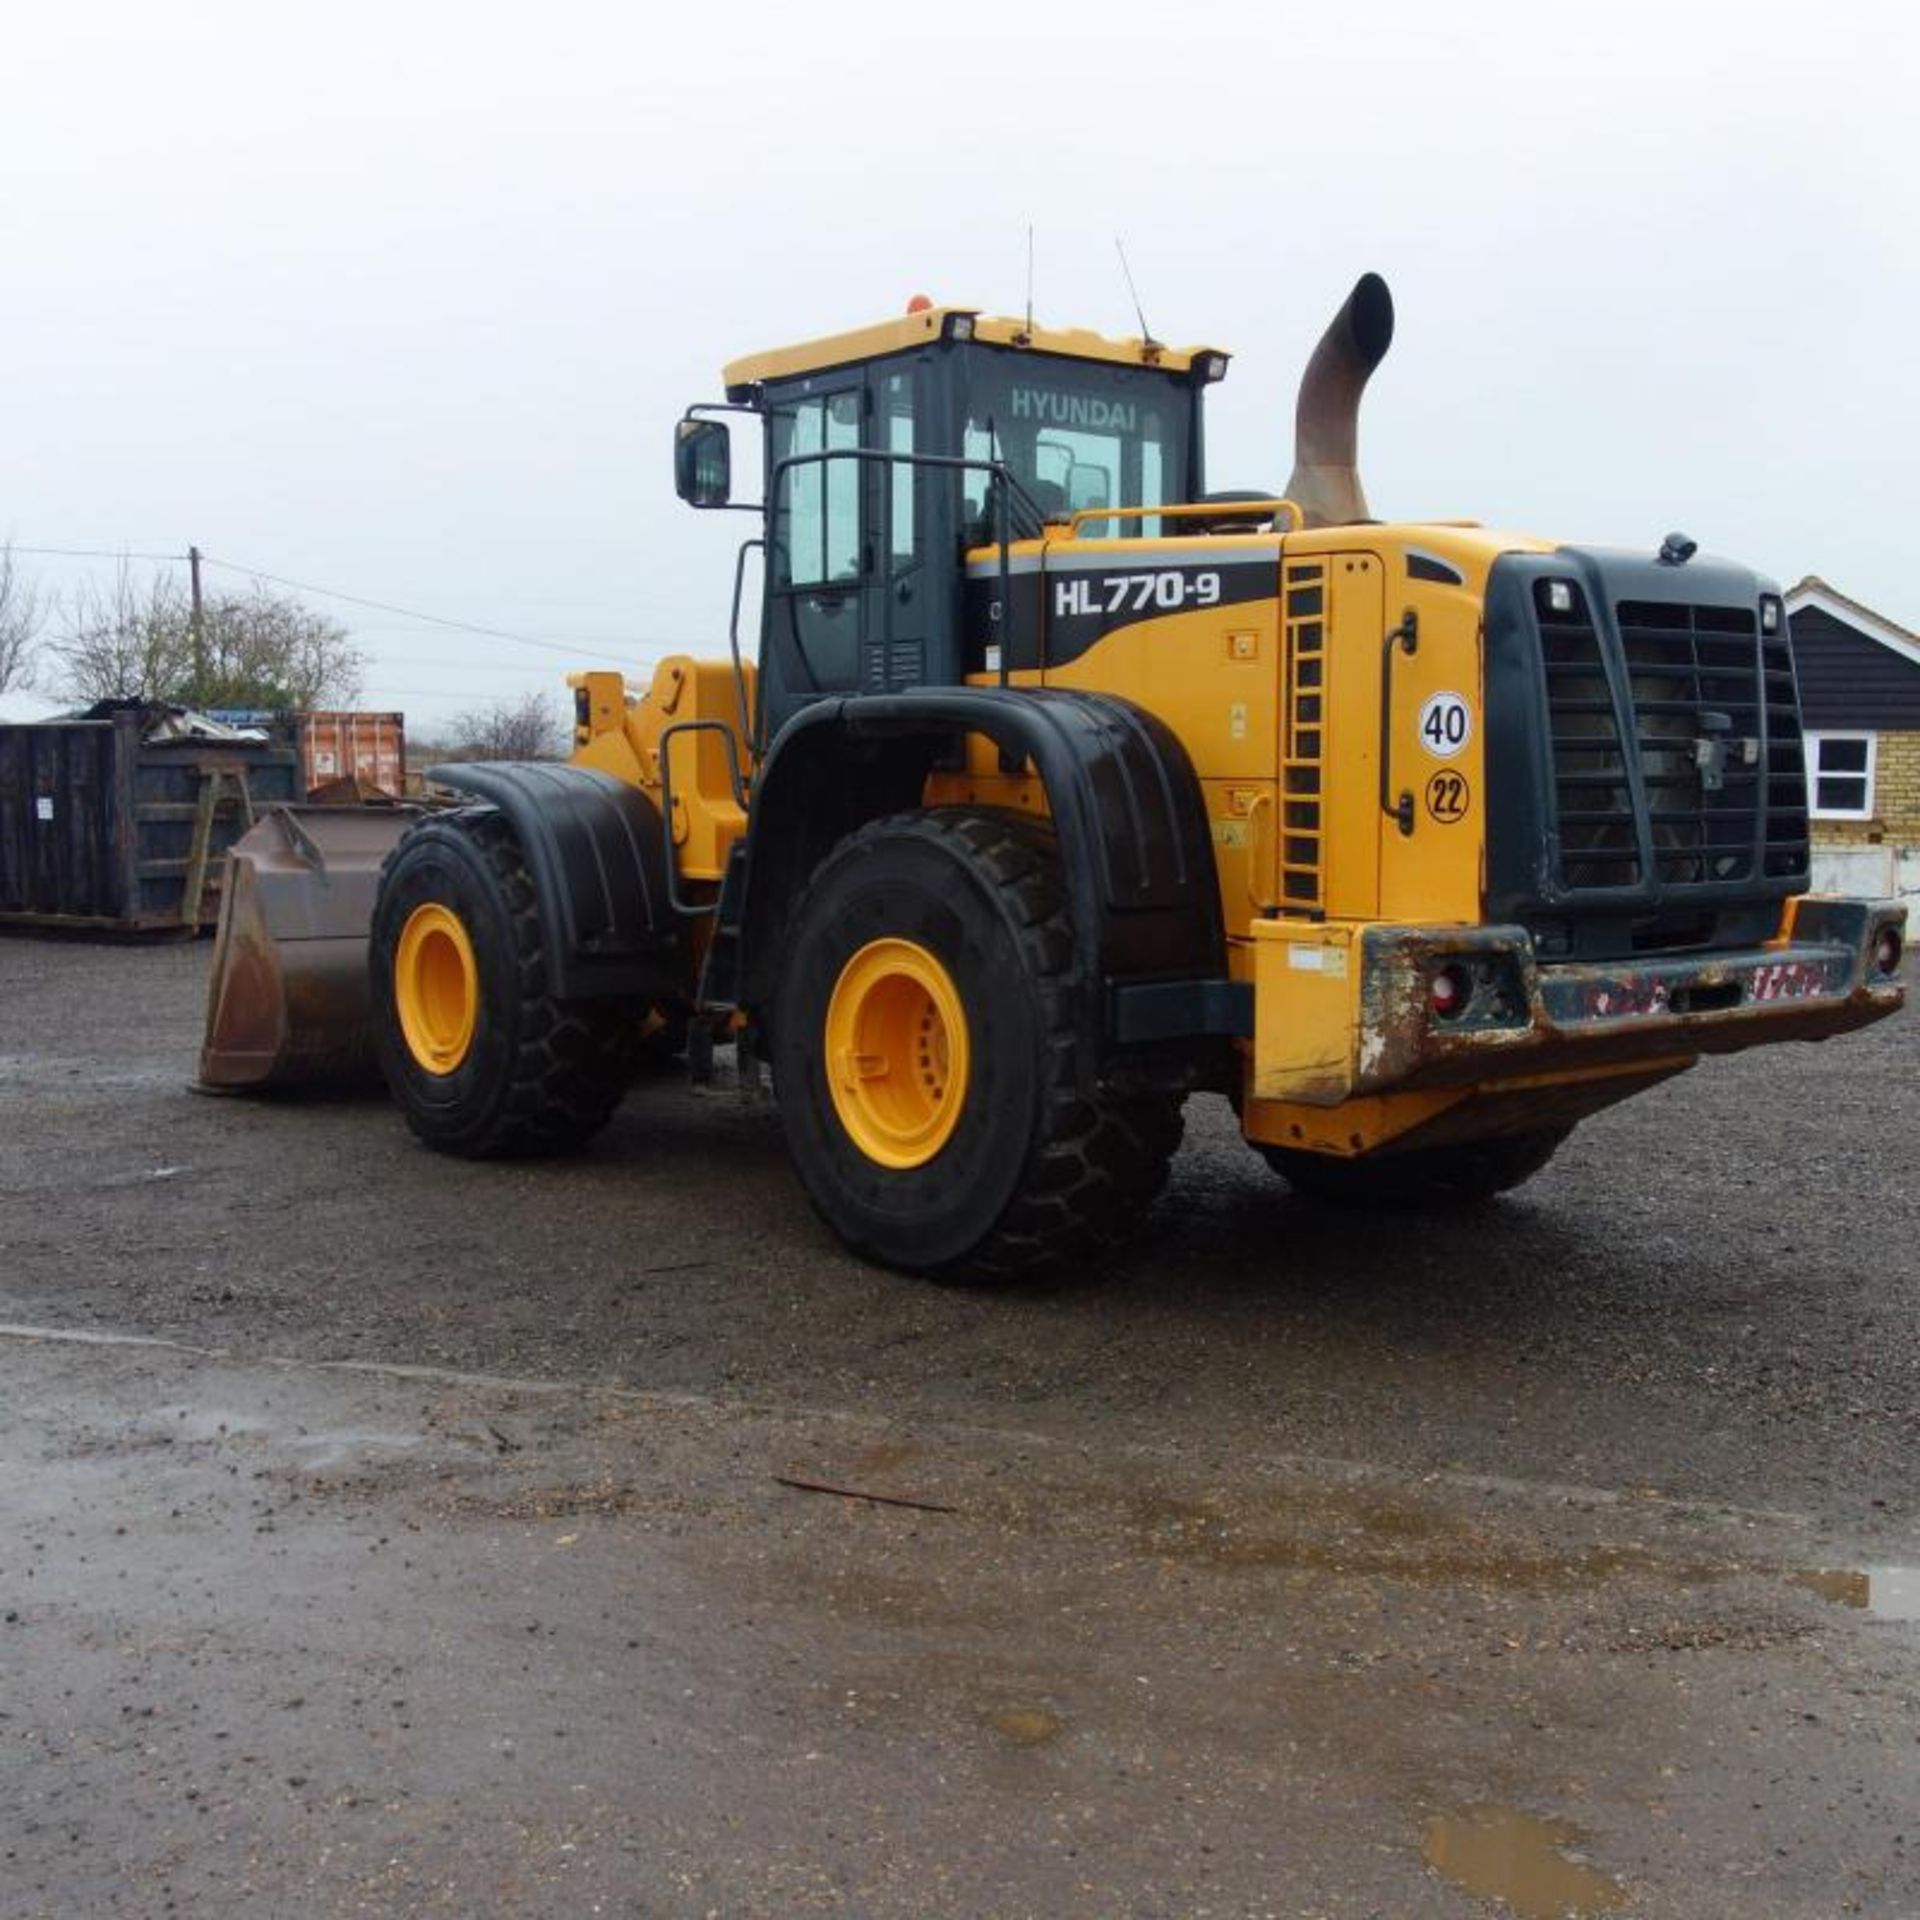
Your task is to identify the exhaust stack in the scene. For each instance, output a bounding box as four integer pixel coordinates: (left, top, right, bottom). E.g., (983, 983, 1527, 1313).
(1284, 272, 1395, 529)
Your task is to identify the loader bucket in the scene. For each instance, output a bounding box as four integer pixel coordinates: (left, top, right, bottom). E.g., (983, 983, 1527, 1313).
(197, 804, 419, 1092)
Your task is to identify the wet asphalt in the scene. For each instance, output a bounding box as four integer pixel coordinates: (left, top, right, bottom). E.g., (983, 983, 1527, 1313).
(1, 935, 1916, 1917)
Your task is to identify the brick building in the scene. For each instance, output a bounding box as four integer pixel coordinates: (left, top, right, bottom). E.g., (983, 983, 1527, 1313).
(1785, 576, 1920, 902)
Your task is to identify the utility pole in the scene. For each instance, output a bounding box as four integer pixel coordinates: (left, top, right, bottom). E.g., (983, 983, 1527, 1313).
(188, 545, 206, 701)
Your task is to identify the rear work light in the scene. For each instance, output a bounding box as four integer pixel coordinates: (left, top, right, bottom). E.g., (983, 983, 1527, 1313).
(1430, 963, 1473, 1021)
(1873, 926, 1904, 977)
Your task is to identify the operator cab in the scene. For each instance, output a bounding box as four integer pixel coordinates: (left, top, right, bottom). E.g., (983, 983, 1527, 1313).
(676, 303, 1228, 742)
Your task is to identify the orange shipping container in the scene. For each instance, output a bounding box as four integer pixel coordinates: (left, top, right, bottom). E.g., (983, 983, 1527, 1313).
(296, 711, 405, 799)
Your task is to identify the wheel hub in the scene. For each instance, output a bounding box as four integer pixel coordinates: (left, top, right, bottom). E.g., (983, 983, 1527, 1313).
(823, 938, 970, 1168)
(395, 902, 479, 1075)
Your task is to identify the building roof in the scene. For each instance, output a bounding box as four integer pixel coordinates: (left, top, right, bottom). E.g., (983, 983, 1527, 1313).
(1785, 576, 1920, 671)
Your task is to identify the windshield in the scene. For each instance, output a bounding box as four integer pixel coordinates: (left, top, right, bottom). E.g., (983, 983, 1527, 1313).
(959, 351, 1193, 542)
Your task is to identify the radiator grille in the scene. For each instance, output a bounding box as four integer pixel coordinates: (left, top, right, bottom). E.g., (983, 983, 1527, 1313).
(1540, 609, 1638, 889)
(1535, 588, 1809, 896)
(1616, 598, 1761, 886)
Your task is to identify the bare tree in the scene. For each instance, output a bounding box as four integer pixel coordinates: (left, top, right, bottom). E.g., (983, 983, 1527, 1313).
(53, 562, 364, 709)
(53, 564, 183, 704)
(444, 691, 569, 761)
(194, 580, 365, 709)
(0, 543, 44, 693)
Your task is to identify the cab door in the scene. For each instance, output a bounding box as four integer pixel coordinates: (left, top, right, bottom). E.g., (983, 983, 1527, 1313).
(761, 361, 936, 740)
(762, 377, 868, 738)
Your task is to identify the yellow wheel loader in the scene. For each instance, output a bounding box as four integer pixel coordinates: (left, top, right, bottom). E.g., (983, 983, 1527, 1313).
(200, 275, 1906, 1280)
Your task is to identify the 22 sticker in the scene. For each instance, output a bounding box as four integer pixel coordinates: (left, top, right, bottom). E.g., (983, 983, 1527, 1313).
(1425, 769, 1471, 824)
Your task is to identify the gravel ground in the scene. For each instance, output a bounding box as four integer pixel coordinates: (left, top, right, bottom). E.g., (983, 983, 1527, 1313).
(1, 933, 1916, 1917)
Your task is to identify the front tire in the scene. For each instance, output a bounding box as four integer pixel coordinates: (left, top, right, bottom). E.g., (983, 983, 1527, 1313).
(769, 809, 1183, 1283)
(1260, 1127, 1569, 1208)
(370, 809, 639, 1157)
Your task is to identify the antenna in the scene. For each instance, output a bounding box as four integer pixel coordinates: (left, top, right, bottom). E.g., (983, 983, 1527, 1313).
(1024, 225, 1035, 342)
(1115, 237, 1161, 353)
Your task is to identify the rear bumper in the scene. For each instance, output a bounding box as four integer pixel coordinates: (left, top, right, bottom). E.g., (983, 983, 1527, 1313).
(1246, 896, 1905, 1107)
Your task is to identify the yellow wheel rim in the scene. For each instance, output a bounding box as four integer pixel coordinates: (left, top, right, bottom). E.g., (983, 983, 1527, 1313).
(395, 902, 480, 1076)
(823, 938, 970, 1169)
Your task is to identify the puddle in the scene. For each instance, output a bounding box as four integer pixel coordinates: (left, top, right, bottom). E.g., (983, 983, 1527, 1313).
(132, 1406, 426, 1470)
(985, 1706, 1062, 1747)
(1423, 1806, 1626, 1917)
(293, 1427, 427, 1470)
(1795, 1566, 1920, 1621)
(1126, 1489, 1662, 1591)
(1130, 1490, 1920, 1625)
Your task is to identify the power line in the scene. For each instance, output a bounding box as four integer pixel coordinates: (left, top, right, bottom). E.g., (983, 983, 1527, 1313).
(361, 652, 583, 675)
(6, 540, 655, 665)
(327, 621, 615, 638)
(200, 553, 642, 664)
(360, 686, 576, 702)
(7, 543, 184, 563)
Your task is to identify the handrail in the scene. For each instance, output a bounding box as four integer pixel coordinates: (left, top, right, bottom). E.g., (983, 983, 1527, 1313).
(764, 446, 1046, 690)
(728, 536, 763, 761)
(658, 718, 750, 918)
(1063, 498, 1305, 539)
(765, 445, 1049, 543)
(1378, 609, 1419, 838)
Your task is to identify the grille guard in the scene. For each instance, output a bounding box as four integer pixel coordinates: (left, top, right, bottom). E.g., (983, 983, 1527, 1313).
(1482, 547, 1815, 962)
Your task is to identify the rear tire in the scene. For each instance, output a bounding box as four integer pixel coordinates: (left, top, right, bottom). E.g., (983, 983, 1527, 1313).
(1260, 1127, 1568, 1208)
(769, 809, 1183, 1283)
(370, 809, 639, 1157)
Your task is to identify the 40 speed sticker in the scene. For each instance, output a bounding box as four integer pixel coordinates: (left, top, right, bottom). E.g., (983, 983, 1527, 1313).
(1417, 690, 1472, 759)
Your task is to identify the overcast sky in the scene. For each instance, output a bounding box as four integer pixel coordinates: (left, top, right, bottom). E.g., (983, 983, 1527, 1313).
(3, 0, 1914, 730)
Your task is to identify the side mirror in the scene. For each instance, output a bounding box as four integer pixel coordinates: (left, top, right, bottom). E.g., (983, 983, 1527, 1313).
(674, 419, 731, 508)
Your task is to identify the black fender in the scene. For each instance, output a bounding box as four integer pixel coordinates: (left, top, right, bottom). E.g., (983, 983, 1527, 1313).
(427, 761, 684, 1001)
(729, 690, 1236, 1081)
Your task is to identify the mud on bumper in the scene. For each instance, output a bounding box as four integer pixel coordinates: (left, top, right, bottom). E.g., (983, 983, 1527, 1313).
(1356, 896, 1906, 1094)
(1244, 897, 1905, 1109)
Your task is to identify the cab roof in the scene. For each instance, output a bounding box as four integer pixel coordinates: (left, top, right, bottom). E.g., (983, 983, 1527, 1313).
(722, 305, 1225, 398)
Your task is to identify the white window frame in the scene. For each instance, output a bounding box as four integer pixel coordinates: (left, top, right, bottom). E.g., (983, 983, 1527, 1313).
(1805, 730, 1878, 822)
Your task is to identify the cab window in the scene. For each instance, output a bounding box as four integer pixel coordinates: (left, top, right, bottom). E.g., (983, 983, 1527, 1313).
(960, 353, 1190, 544)
(772, 389, 863, 587)
(883, 369, 918, 572)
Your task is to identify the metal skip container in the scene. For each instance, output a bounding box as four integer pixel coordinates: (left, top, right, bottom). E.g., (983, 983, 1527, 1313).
(0, 705, 300, 933)
(295, 710, 406, 799)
